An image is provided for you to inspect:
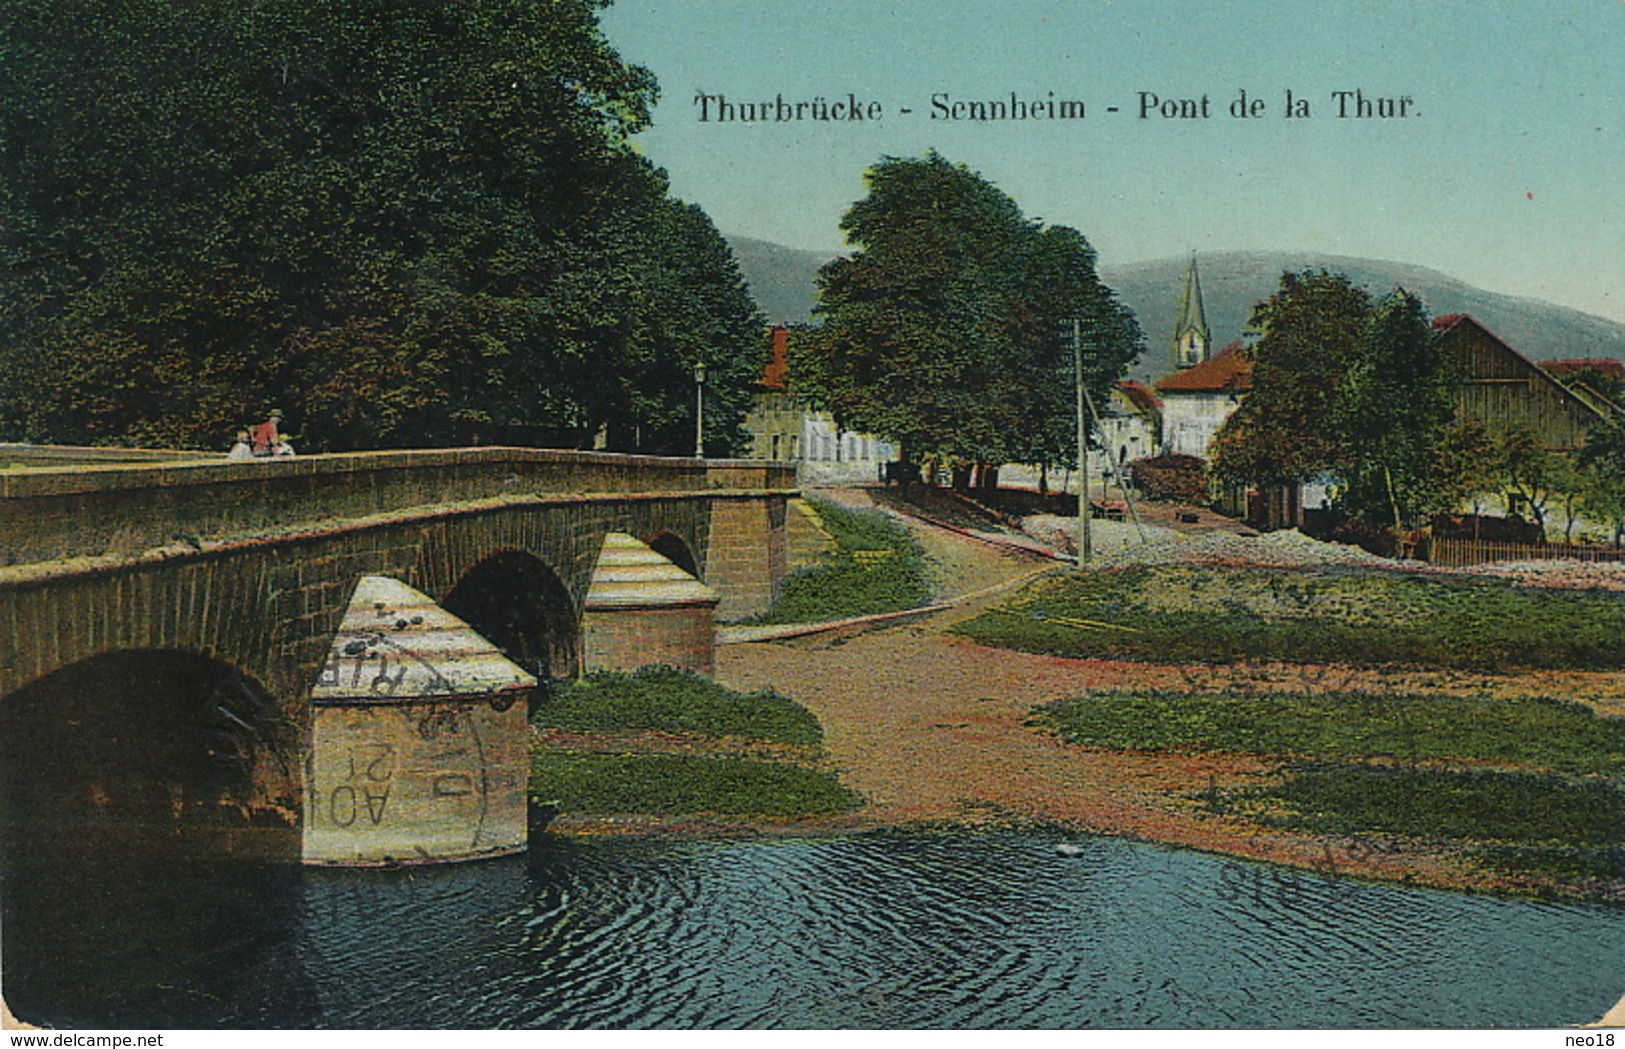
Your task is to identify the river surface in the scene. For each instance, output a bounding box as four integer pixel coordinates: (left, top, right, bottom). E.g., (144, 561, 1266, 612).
(7, 830, 1624, 1029)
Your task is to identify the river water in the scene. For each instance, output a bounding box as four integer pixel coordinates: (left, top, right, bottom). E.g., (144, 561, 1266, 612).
(7, 830, 1624, 1029)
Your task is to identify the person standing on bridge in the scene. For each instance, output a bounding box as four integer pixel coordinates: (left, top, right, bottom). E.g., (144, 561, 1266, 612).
(226, 430, 254, 461)
(248, 409, 282, 458)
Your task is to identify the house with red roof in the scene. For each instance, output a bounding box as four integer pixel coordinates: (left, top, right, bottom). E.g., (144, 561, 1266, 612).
(742, 326, 898, 481)
(1152, 340, 1252, 458)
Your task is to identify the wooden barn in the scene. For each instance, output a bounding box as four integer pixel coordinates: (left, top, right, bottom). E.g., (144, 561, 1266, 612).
(1434, 314, 1611, 451)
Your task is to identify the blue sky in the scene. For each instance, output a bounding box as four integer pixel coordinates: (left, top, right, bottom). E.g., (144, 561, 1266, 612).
(599, 0, 1625, 323)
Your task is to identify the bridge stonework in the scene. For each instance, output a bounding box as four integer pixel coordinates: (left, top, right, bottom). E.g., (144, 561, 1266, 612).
(0, 448, 794, 864)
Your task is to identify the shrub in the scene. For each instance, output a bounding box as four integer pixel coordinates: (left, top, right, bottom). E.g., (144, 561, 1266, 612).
(1130, 453, 1209, 503)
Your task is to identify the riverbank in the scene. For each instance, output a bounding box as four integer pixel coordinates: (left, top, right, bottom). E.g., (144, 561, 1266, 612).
(542, 488, 1625, 905)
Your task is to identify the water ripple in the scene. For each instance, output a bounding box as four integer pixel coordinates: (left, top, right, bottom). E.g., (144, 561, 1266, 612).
(19, 829, 1623, 1028)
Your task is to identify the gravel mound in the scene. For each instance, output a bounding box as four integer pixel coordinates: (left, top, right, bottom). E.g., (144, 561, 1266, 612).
(1088, 527, 1402, 570)
(1023, 514, 1183, 557)
(1086, 527, 1625, 590)
(1457, 559, 1625, 592)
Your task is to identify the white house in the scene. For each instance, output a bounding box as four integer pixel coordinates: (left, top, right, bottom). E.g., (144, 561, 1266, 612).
(1153, 340, 1252, 458)
(742, 327, 898, 483)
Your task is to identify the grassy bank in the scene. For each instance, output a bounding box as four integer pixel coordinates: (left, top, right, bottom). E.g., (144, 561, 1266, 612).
(958, 564, 1625, 670)
(1254, 764, 1625, 843)
(530, 752, 862, 818)
(1250, 765, 1625, 885)
(535, 666, 823, 746)
(531, 668, 860, 821)
(1031, 691, 1625, 775)
(1033, 688, 1625, 892)
(754, 497, 931, 624)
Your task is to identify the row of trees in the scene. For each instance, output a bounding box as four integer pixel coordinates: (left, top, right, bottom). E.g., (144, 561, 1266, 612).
(794, 152, 1141, 478)
(1210, 270, 1625, 543)
(0, 0, 764, 454)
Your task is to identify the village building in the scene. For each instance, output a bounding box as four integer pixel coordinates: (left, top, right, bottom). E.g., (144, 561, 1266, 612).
(1151, 255, 1247, 459)
(1434, 314, 1614, 452)
(1100, 380, 1163, 467)
(1153, 340, 1251, 458)
(742, 326, 898, 483)
(1147, 300, 1622, 532)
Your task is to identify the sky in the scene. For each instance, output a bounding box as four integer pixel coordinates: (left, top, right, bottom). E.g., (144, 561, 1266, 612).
(599, 0, 1625, 324)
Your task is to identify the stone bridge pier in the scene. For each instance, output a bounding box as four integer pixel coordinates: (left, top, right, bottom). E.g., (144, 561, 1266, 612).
(0, 448, 794, 871)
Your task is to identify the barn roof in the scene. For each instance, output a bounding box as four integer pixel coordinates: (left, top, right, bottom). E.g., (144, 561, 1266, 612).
(1541, 358, 1625, 380)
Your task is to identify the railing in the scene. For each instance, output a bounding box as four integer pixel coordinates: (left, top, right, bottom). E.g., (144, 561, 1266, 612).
(1428, 536, 1625, 568)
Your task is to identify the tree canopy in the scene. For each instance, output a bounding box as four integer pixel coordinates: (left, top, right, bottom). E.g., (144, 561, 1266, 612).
(1577, 413, 1625, 544)
(1211, 270, 1454, 528)
(796, 152, 1140, 468)
(0, 0, 762, 453)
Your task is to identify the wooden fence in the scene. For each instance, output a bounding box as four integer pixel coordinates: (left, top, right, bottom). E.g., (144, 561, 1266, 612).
(1428, 537, 1625, 568)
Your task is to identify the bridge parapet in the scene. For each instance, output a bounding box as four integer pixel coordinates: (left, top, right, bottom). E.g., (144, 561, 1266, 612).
(1, 447, 796, 567)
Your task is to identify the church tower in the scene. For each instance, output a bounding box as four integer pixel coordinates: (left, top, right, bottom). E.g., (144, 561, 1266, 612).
(1172, 254, 1210, 369)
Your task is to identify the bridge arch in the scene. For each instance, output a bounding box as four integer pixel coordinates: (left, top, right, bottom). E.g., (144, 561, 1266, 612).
(0, 649, 300, 849)
(646, 530, 701, 579)
(1, 650, 304, 1026)
(441, 549, 579, 682)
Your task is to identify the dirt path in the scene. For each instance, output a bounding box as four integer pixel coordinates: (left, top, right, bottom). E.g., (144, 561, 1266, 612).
(707, 488, 1624, 898)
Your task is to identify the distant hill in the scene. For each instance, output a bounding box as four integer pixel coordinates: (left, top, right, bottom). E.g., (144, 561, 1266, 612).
(724, 237, 1625, 383)
(727, 236, 835, 325)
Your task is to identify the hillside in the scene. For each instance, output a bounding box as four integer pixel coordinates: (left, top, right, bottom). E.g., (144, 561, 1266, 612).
(725, 237, 1625, 383)
(727, 236, 834, 325)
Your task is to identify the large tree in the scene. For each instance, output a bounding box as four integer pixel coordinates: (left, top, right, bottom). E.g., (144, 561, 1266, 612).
(797, 152, 1139, 470)
(0, 0, 761, 453)
(1211, 270, 1454, 528)
(1336, 288, 1455, 527)
(1209, 270, 1368, 488)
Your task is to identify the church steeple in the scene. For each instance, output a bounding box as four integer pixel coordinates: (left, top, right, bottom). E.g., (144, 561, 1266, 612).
(1173, 253, 1210, 369)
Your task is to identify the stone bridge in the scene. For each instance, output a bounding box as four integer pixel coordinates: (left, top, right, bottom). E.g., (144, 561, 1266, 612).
(0, 448, 794, 874)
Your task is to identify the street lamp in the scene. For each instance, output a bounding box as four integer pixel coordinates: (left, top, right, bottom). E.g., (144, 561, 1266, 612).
(693, 362, 707, 459)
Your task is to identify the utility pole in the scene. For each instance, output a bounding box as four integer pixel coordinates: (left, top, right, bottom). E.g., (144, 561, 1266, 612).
(1072, 316, 1092, 564)
(693, 362, 707, 459)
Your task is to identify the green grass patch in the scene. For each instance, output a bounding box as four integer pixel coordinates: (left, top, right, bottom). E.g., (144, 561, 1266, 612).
(1032, 691, 1625, 775)
(529, 752, 863, 817)
(535, 667, 822, 746)
(1253, 764, 1625, 847)
(957, 564, 1625, 670)
(1475, 844, 1625, 883)
(755, 497, 932, 624)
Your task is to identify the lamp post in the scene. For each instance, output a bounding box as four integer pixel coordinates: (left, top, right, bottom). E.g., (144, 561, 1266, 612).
(693, 362, 707, 459)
